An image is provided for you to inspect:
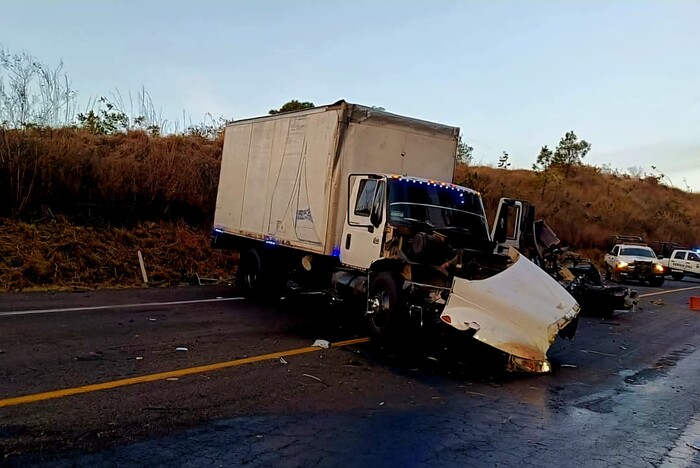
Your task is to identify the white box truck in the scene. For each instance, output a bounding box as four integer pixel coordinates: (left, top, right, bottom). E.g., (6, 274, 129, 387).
(211, 100, 580, 373)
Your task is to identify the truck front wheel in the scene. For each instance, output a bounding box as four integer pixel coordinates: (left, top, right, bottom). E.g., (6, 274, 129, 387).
(367, 272, 403, 337)
(671, 272, 684, 281)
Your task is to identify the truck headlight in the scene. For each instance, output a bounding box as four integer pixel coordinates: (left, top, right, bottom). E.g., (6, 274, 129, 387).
(654, 263, 664, 273)
(616, 261, 628, 269)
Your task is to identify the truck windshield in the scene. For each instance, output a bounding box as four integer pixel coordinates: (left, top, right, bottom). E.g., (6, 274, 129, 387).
(620, 247, 655, 258)
(387, 179, 489, 238)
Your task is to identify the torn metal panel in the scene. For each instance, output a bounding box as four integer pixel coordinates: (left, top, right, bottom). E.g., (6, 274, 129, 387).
(441, 248, 580, 372)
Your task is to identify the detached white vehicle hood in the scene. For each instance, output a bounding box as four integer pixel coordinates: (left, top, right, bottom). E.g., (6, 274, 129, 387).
(441, 247, 580, 373)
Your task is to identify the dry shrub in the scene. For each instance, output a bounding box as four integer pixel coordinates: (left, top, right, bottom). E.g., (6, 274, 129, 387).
(0, 127, 222, 224)
(455, 164, 700, 250)
(0, 217, 237, 291)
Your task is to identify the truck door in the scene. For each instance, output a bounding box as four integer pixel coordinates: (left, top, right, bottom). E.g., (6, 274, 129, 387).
(670, 251, 687, 271)
(341, 175, 387, 269)
(687, 252, 700, 274)
(491, 198, 528, 255)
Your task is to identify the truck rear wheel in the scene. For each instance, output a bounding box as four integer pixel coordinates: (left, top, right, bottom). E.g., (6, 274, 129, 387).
(238, 249, 264, 297)
(671, 272, 684, 281)
(367, 272, 403, 337)
(237, 248, 285, 301)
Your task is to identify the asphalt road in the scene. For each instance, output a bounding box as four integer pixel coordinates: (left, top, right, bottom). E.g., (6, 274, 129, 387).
(1, 278, 700, 467)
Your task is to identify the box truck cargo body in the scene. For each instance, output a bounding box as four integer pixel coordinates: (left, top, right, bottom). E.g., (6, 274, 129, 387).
(211, 100, 580, 373)
(213, 100, 459, 258)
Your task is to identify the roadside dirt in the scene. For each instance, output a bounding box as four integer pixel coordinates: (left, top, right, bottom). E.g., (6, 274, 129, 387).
(0, 217, 237, 292)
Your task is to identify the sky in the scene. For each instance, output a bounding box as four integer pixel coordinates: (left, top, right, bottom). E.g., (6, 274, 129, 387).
(2, 0, 699, 190)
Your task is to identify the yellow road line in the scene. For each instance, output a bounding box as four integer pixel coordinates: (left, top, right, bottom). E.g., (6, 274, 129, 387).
(0, 337, 371, 409)
(639, 285, 700, 298)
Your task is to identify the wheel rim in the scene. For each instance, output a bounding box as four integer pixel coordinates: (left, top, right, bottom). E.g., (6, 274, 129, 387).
(369, 290, 391, 330)
(242, 254, 260, 290)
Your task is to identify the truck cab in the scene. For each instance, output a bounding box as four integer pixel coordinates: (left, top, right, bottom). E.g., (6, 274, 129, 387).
(339, 175, 580, 373)
(660, 249, 700, 280)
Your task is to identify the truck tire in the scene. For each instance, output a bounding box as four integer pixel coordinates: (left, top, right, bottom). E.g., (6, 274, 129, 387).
(237, 248, 285, 301)
(605, 266, 612, 282)
(367, 272, 403, 337)
(671, 272, 684, 281)
(237, 249, 264, 297)
(648, 276, 665, 287)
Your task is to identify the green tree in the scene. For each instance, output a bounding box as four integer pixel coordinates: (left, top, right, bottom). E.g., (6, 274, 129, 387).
(268, 100, 314, 115)
(532, 145, 555, 195)
(553, 131, 591, 176)
(457, 134, 474, 164)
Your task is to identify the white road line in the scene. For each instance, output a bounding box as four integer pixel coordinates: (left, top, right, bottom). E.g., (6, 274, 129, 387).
(0, 297, 246, 318)
(639, 285, 700, 298)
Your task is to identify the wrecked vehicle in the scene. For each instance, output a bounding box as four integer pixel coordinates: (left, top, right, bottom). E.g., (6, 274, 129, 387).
(491, 199, 638, 317)
(210, 100, 580, 373)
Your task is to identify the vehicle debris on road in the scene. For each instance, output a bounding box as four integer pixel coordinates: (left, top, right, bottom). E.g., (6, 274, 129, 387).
(279, 357, 288, 365)
(311, 339, 330, 349)
(175, 347, 189, 352)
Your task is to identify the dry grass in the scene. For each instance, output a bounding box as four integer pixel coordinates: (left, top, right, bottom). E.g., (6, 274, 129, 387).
(455, 164, 700, 249)
(1, 127, 698, 290)
(0, 216, 237, 291)
(0, 127, 222, 223)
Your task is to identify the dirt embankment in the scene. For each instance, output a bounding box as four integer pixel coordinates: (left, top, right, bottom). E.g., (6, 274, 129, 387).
(0, 217, 237, 291)
(1, 127, 698, 291)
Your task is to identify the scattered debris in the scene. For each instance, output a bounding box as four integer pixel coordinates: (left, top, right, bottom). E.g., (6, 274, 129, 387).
(620, 346, 628, 350)
(426, 356, 439, 362)
(75, 351, 103, 362)
(312, 339, 330, 349)
(135, 356, 144, 360)
(464, 391, 489, 397)
(175, 347, 189, 352)
(301, 373, 328, 386)
(669, 426, 679, 430)
(379, 401, 385, 406)
(650, 299, 665, 306)
(255, 435, 264, 439)
(166, 377, 179, 381)
(560, 364, 578, 368)
(216, 296, 223, 299)
(148, 318, 157, 322)
(687, 440, 700, 451)
(581, 349, 616, 357)
(279, 357, 288, 365)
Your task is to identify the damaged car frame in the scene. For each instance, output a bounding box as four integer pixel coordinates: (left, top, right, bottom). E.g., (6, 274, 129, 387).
(211, 101, 580, 373)
(491, 198, 639, 318)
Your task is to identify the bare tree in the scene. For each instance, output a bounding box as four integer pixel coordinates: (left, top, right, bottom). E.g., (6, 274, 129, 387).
(0, 45, 77, 127)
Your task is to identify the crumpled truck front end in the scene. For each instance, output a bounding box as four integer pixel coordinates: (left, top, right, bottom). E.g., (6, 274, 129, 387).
(440, 248, 580, 373)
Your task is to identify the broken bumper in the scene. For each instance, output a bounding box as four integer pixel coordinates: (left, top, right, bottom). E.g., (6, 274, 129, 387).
(440, 248, 580, 373)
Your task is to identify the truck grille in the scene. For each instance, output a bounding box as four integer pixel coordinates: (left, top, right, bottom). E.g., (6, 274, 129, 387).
(632, 261, 652, 274)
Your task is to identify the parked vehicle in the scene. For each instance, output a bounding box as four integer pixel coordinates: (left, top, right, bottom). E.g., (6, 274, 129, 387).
(210, 100, 580, 373)
(603, 236, 665, 286)
(490, 199, 638, 317)
(658, 249, 700, 280)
